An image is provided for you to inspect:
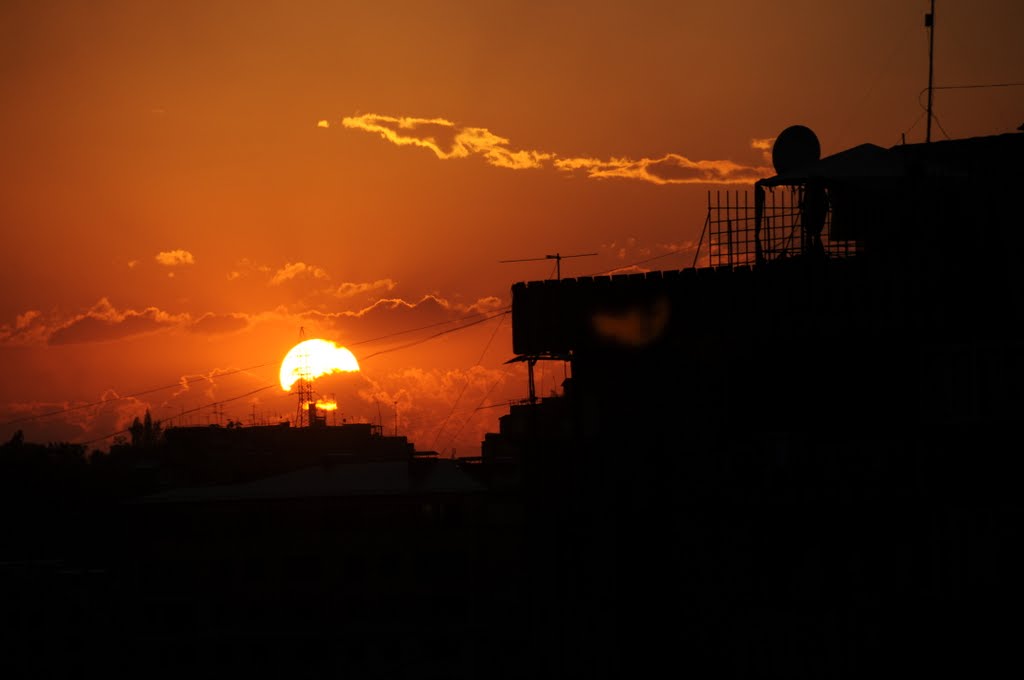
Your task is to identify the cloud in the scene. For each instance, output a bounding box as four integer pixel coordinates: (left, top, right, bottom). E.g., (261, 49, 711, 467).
(15, 310, 41, 330)
(751, 137, 775, 164)
(603, 264, 651, 276)
(155, 249, 195, 266)
(189, 312, 249, 335)
(354, 363, 518, 455)
(47, 298, 187, 345)
(0, 391, 155, 449)
(0, 309, 48, 346)
(321, 295, 456, 335)
(294, 294, 510, 358)
(270, 261, 329, 286)
(342, 114, 551, 170)
(337, 112, 772, 185)
(317, 120, 330, 128)
(554, 153, 769, 185)
(329, 278, 397, 299)
(226, 257, 272, 282)
(331, 293, 493, 326)
(0, 287, 523, 455)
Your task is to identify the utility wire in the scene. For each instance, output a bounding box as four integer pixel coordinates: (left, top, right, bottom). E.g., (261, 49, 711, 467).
(431, 312, 506, 451)
(589, 248, 690, 276)
(915, 82, 1024, 143)
(348, 307, 507, 347)
(2, 363, 275, 427)
(443, 369, 510, 457)
(360, 309, 509, 362)
(474, 400, 517, 412)
(933, 81, 1024, 91)
(839, 22, 916, 141)
(77, 383, 278, 446)
(4, 307, 511, 428)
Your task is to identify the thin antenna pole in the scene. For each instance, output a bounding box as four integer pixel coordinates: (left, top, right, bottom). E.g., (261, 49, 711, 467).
(499, 252, 597, 281)
(693, 202, 710, 268)
(926, 0, 935, 143)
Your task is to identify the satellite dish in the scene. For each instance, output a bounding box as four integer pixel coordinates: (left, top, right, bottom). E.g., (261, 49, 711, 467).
(772, 125, 821, 175)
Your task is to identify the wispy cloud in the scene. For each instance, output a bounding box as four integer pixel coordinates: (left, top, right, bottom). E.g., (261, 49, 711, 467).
(335, 113, 772, 185)
(295, 294, 508, 346)
(0, 310, 47, 346)
(48, 298, 188, 345)
(553, 153, 768, 185)
(330, 278, 397, 299)
(155, 249, 195, 266)
(751, 137, 775, 164)
(270, 262, 329, 286)
(342, 114, 551, 170)
(1, 300, 260, 347)
(188, 312, 249, 335)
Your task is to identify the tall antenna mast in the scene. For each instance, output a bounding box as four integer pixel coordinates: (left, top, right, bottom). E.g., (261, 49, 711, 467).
(499, 252, 597, 282)
(925, 0, 935, 143)
(294, 326, 314, 427)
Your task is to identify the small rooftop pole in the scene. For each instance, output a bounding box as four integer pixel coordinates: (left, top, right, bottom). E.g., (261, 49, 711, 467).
(499, 252, 597, 282)
(926, 0, 935, 143)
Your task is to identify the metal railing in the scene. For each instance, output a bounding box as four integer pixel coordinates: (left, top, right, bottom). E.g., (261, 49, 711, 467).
(702, 188, 860, 268)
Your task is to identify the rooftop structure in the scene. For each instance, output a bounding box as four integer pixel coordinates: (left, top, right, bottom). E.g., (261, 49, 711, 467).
(485, 126, 1024, 677)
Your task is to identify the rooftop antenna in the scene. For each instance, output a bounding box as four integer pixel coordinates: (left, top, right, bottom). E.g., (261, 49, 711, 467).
(925, 0, 935, 143)
(499, 252, 597, 281)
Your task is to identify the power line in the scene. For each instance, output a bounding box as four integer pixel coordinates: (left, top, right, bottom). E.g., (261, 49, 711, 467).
(360, 309, 509, 361)
(442, 369, 509, 458)
(915, 82, 1024, 144)
(833, 19, 917, 147)
(588, 247, 690, 276)
(348, 307, 507, 347)
(3, 307, 512, 429)
(77, 383, 278, 446)
(1, 362, 275, 427)
(431, 312, 506, 451)
(933, 81, 1024, 91)
(474, 400, 516, 412)
(500, 252, 597, 281)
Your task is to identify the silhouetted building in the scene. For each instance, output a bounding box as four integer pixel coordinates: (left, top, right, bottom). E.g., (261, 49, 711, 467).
(492, 128, 1024, 677)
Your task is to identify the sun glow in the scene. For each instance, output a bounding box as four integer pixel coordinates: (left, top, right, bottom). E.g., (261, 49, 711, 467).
(279, 339, 360, 391)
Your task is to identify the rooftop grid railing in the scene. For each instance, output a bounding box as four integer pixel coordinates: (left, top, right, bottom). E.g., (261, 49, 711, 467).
(701, 188, 861, 268)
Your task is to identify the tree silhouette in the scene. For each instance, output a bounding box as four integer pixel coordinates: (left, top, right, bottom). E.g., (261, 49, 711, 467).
(129, 409, 163, 448)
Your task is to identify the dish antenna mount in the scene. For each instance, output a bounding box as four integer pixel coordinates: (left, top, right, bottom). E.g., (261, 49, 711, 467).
(772, 125, 821, 175)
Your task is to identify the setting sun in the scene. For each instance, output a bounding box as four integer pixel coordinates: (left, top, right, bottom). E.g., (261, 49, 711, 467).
(279, 339, 360, 391)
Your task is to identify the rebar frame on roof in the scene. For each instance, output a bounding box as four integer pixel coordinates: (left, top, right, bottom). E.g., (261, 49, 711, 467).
(700, 188, 859, 268)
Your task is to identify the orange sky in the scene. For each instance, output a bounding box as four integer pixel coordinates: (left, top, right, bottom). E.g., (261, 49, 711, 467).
(2, 0, 1022, 455)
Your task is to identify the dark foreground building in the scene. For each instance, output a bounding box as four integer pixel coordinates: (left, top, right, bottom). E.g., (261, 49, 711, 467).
(489, 127, 1024, 676)
(4, 128, 1023, 678)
